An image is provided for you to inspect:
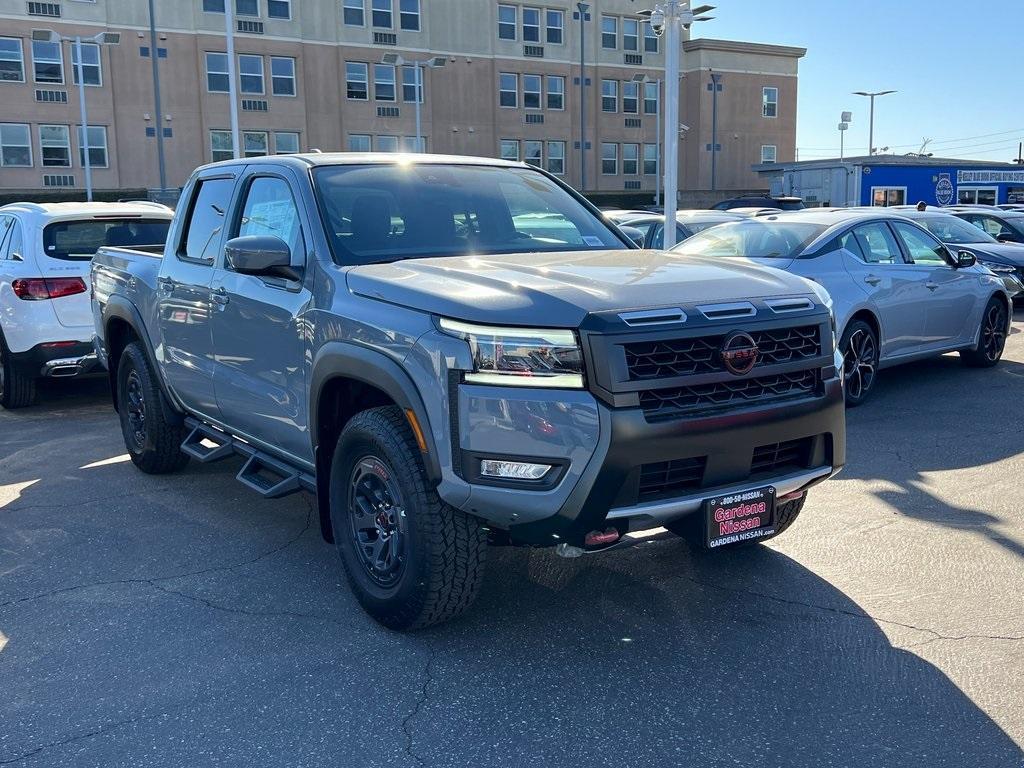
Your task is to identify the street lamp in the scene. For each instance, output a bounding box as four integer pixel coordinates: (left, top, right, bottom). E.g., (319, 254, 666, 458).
(639, 2, 715, 248)
(853, 90, 895, 156)
(32, 28, 120, 202)
(838, 110, 852, 162)
(632, 73, 661, 206)
(574, 3, 591, 192)
(381, 53, 446, 151)
(708, 71, 722, 191)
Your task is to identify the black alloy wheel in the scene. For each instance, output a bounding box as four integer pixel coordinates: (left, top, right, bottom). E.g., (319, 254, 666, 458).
(124, 369, 148, 451)
(842, 321, 878, 407)
(348, 456, 407, 588)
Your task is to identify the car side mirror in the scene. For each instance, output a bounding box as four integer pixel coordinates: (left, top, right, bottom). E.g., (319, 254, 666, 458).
(224, 235, 301, 281)
(996, 233, 1017, 243)
(955, 250, 977, 269)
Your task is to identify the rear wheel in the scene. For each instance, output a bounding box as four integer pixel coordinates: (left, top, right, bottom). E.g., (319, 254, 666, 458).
(116, 342, 189, 474)
(0, 331, 36, 409)
(840, 320, 879, 407)
(666, 493, 807, 548)
(960, 297, 1007, 367)
(330, 406, 487, 631)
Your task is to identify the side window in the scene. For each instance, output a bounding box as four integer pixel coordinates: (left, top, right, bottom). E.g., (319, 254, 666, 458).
(234, 176, 304, 264)
(837, 230, 866, 260)
(892, 222, 947, 265)
(0, 216, 12, 259)
(4, 218, 24, 261)
(851, 223, 903, 265)
(179, 177, 236, 263)
(980, 216, 1009, 238)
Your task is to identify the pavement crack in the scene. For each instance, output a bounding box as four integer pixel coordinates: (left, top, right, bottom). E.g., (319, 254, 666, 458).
(400, 642, 438, 767)
(145, 580, 342, 625)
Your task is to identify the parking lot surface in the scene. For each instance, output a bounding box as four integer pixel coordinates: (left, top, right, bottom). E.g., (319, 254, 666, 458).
(2, 313, 1024, 768)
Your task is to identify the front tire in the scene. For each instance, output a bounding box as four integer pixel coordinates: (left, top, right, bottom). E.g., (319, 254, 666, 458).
(839, 320, 879, 407)
(116, 342, 189, 474)
(0, 331, 37, 409)
(330, 406, 487, 631)
(960, 297, 1008, 368)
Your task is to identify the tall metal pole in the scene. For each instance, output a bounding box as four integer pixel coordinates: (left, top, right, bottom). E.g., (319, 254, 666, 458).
(147, 0, 167, 192)
(710, 71, 721, 191)
(414, 63, 422, 150)
(73, 36, 93, 202)
(577, 3, 587, 192)
(662, 2, 680, 248)
(655, 78, 661, 207)
(840, 127, 845, 162)
(867, 94, 875, 156)
(224, 0, 240, 158)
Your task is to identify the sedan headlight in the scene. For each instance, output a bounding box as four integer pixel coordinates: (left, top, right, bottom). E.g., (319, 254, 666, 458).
(438, 318, 585, 389)
(978, 259, 1017, 275)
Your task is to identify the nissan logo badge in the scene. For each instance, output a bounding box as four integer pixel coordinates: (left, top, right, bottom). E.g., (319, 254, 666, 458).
(721, 331, 759, 375)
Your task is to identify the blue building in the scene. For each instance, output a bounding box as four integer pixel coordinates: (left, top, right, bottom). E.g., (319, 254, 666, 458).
(753, 155, 1024, 208)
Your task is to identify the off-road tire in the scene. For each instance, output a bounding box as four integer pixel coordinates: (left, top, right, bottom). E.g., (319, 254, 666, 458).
(116, 342, 190, 474)
(960, 297, 1008, 368)
(330, 406, 488, 631)
(839, 320, 879, 408)
(666, 493, 807, 549)
(0, 331, 37, 409)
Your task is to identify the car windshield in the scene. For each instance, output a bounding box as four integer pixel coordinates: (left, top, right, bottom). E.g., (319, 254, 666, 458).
(312, 163, 627, 265)
(42, 218, 171, 260)
(1002, 214, 1024, 237)
(669, 220, 827, 259)
(917, 215, 997, 244)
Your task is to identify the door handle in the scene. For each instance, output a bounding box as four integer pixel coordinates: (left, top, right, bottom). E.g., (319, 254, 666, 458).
(926, 282, 939, 291)
(157, 277, 176, 292)
(864, 275, 881, 286)
(211, 287, 230, 306)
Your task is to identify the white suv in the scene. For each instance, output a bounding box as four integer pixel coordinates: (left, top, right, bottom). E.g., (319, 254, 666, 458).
(0, 201, 173, 408)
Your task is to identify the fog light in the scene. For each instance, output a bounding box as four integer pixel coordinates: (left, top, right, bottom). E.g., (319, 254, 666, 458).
(480, 459, 552, 481)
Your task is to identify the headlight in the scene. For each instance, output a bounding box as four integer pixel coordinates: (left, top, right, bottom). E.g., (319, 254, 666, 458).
(978, 260, 1017, 274)
(438, 318, 585, 389)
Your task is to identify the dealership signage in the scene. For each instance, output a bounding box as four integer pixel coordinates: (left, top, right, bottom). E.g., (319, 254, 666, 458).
(957, 170, 1024, 184)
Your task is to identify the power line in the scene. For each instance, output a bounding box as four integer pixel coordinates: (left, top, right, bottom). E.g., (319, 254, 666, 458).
(799, 126, 1024, 153)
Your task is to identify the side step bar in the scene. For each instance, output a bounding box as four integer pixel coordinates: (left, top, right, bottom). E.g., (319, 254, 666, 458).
(180, 418, 315, 500)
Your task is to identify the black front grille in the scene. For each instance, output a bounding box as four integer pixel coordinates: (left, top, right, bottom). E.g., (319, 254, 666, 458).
(751, 438, 812, 475)
(624, 325, 820, 380)
(638, 456, 707, 500)
(639, 370, 818, 421)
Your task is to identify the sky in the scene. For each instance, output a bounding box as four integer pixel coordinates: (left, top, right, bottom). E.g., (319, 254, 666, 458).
(700, 0, 1024, 162)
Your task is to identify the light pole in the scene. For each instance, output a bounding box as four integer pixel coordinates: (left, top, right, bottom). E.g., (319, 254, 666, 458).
(146, 0, 167, 194)
(640, 2, 714, 249)
(632, 73, 662, 207)
(32, 29, 120, 202)
(574, 3, 590, 192)
(838, 110, 852, 162)
(224, 0, 240, 158)
(381, 53, 446, 151)
(709, 70, 722, 191)
(853, 90, 895, 156)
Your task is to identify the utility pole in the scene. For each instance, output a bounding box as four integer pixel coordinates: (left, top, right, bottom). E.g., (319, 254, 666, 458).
(853, 90, 895, 156)
(225, 0, 240, 158)
(73, 36, 93, 201)
(147, 0, 167, 193)
(575, 3, 590, 193)
(709, 71, 721, 191)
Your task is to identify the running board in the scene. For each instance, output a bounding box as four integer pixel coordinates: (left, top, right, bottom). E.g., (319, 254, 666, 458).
(181, 417, 314, 499)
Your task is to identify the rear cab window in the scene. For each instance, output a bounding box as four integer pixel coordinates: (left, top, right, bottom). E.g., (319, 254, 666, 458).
(42, 218, 171, 260)
(178, 177, 237, 264)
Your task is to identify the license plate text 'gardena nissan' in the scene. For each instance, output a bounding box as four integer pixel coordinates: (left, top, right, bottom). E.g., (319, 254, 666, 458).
(705, 487, 777, 548)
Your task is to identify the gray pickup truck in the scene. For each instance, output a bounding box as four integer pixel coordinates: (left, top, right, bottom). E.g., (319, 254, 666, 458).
(91, 154, 845, 629)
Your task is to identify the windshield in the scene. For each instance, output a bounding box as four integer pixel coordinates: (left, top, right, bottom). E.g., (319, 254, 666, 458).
(42, 218, 171, 260)
(917, 216, 996, 244)
(669, 220, 828, 259)
(1003, 214, 1024, 237)
(312, 163, 627, 265)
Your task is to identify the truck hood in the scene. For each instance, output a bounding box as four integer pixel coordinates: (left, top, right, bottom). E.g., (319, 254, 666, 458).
(347, 249, 817, 327)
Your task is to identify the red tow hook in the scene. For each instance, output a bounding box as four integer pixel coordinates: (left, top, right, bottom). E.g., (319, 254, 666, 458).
(585, 528, 622, 547)
(777, 490, 805, 503)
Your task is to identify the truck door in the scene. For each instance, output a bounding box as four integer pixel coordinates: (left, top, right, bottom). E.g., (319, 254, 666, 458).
(209, 168, 312, 464)
(157, 172, 238, 419)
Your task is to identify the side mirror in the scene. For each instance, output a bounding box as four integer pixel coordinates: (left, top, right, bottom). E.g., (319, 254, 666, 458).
(996, 233, 1018, 243)
(224, 235, 301, 281)
(955, 250, 977, 269)
(619, 225, 645, 247)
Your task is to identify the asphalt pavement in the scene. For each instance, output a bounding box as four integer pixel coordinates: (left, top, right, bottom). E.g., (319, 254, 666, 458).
(2, 313, 1023, 767)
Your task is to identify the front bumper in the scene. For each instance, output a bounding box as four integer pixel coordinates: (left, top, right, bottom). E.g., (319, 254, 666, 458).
(8, 342, 100, 379)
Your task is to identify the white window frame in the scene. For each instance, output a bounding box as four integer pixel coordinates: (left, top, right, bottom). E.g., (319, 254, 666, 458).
(375, 135, 400, 152)
(524, 139, 543, 168)
(206, 52, 229, 92)
(643, 143, 657, 175)
(402, 136, 426, 152)
(76, 124, 108, 168)
(343, 0, 366, 26)
(500, 139, 519, 161)
(373, 63, 396, 101)
(0, 37, 26, 84)
(267, 0, 291, 19)
(523, 74, 542, 110)
(601, 79, 618, 113)
(522, 7, 541, 43)
(39, 124, 71, 167)
(601, 142, 618, 175)
(545, 9, 564, 44)
(31, 40, 63, 85)
(270, 56, 296, 96)
(70, 42, 102, 87)
(401, 65, 423, 103)
(643, 23, 658, 53)
(210, 129, 234, 161)
(622, 142, 639, 175)
(346, 61, 369, 100)
(238, 54, 265, 95)
(243, 130, 269, 157)
(546, 140, 565, 175)
(546, 75, 564, 110)
(498, 72, 518, 108)
(622, 81, 639, 114)
(623, 18, 639, 52)
(762, 86, 778, 118)
(399, 0, 420, 31)
(957, 186, 999, 206)
(235, 0, 260, 17)
(371, 0, 394, 29)
(0, 123, 32, 167)
(347, 134, 372, 152)
(760, 144, 777, 163)
(497, 4, 517, 40)
(870, 186, 908, 207)
(601, 15, 617, 49)
(274, 131, 300, 154)
(643, 82, 658, 114)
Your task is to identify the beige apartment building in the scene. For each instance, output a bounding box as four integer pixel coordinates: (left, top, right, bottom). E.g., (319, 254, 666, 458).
(0, 0, 804, 200)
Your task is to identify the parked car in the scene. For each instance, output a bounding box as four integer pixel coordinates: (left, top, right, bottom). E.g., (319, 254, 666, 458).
(950, 207, 1024, 245)
(670, 210, 1012, 406)
(728, 207, 789, 218)
(712, 196, 805, 212)
(605, 210, 745, 248)
(893, 210, 1024, 300)
(0, 201, 173, 408)
(92, 153, 846, 629)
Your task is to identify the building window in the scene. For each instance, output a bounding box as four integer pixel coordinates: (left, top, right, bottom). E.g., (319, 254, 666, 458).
(206, 52, 229, 92)
(268, 0, 290, 18)
(77, 125, 108, 168)
(601, 79, 617, 112)
(523, 74, 541, 109)
(601, 15, 617, 49)
(601, 142, 617, 175)
(499, 72, 517, 108)
(270, 56, 295, 96)
(643, 23, 658, 53)
(500, 139, 519, 161)
(210, 130, 233, 161)
(243, 130, 268, 157)
(622, 143, 639, 175)
(760, 144, 777, 163)
(643, 82, 658, 114)
(236, 0, 259, 16)
(347, 134, 371, 152)
(643, 143, 657, 174)
(0, 123, 32, 167)
(522, 7, 541, 43)
(31, 40, 63, 84)
(70, 42, 101, 86)
(402, 65, 423, 102)
(497, 4, 516, 40)
(402, 136, 425, 152)
(870, 187, 906, 207)
(346, 61, 368, 99)
(238, 54, 264, 94)
(375, 135, 399, 152)
(546, 9, 564, 44)
(0, 38, 25, 83)
(546, 140, 565, 175)
(374, 63, 396, 100)
(372, 0, 393, 28)
(400, 0, 420, 30)
(343, 0, 365, 25)
(524, 140, 543, 168)
(203, 0, 226, 11)
(762, 86, 778, 118)
(39, 124, 71, 167)
(274, 131, 300, 153)
(546, 75, 564, 110)
(623, 18, 639, 52)
(622, 81, 638, 114)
